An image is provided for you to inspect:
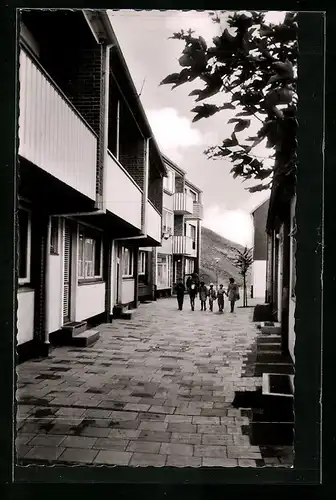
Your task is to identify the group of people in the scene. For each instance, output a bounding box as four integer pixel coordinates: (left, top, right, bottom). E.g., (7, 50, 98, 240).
(175, 274, 240, 313)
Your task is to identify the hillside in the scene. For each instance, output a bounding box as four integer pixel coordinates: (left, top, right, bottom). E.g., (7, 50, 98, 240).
(199, 226, 251, 287)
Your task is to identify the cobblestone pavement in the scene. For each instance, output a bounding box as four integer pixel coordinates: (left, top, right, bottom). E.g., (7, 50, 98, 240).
(16, 297, 285, 468)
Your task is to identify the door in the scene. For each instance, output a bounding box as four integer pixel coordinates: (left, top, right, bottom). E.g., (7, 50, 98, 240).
(63, 222, 72, 323)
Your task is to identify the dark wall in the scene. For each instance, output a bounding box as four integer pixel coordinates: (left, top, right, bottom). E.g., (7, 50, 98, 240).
(252, 199, 270, 261)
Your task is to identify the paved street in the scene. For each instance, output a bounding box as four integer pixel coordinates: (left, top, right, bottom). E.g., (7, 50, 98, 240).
(16, 296, 278, 467)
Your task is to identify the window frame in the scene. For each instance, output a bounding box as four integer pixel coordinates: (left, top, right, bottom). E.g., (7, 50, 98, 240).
(77, 226, 103, 282)
(18, 207, 32, 286)
(139, 251, 146, 275)
(50, 217, 60, 255)
(122, 247, 134, 278)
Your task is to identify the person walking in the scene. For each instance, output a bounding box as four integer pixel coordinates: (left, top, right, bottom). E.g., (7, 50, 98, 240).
(199, 281, 208, 311)
(217, 284, 225, 312)
(227, 277, 240, 312)
(208, 283, 217, 312)
(175, 278, 185, 311)
(188, 277, 198, 311)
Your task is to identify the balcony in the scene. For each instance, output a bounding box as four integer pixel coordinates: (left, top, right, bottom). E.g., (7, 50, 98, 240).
(105, 151, 142, 230)
(146, 201, 162, 244)
(173, 192, 193, 215)
(173, 235, 195, 255)
(184, 201, 204, 220)
(19, 49, 97, 201)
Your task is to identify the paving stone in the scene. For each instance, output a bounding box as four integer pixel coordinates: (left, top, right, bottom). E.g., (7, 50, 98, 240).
(84, 409, 112, 419)
(170, 433, 202, 445)
(138, 412, 166, 422)
(24, 446, 66, 461)
(139, 421, 168, 432)
(15, 433, 37, 446)
(94, 450, 132, 465)
(108, 429, 141, 440)
(238, 459, 257, 467)
(202, 457, 238, 467)
(28, 435, 66, 447)
(93, 438, 129, 451)
(61, 436, 98, 448)
(192, 416, 220, 425)
(160, 443, 193, 456)
(227, 446, 262, 459)
(201, 434, 233, 445)
(174, 407, 201, 416)
(165, 415, 193, 423)
(149, 406, 175, 414)
(129, 453, 166, 467)
(126, 440, 161, 453)
(139, 431, 171, 442)
(124, 403, 150, 412)
(166, 456, 202, 467)
(167, 423, 197, 433)
(59, 447, 99, 463)
(194, 445, 228, 458)
(197, 424, 227, 434)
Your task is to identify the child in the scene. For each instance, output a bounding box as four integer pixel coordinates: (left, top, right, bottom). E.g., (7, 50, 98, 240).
(175, 278, 185, 311)
(199, 281, 208, 311)
(217, 284, 226, 312)
(208, 283, 217, 312)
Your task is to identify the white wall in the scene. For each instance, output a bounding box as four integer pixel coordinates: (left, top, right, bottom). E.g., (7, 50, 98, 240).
(47, 254, 63, 333)
(17, 289, 35, 345)
(163, 192, 174, 211)
(75, 282, 106, 322)
(159, 236, 173, 255)
(146, 202, 161, 243)
(105, 152, 142, 230)
(122, 279, 135, 304)
(252, 260, 267, 299)
(185, 220, 197, 258)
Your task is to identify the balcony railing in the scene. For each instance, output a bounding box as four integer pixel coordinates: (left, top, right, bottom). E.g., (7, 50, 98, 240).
(146, 201, 162, 244)
(105, 151, 142, 230)
(184, 201, 204, 220)
(173, 192, 193, 214)
(19, 49, 97, 201)
(173, 235, 194, 255)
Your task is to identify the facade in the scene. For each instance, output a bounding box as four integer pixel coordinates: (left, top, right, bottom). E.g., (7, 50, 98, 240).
(251, 198, 270, 300)
(265, 182, 296, 362)
(17, 10, 166, 361)
(139, 155, 203, 300)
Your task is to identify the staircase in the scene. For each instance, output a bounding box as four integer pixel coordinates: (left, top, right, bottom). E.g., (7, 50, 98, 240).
(54, 321, 100, 347)
(113, 304, 137, 320)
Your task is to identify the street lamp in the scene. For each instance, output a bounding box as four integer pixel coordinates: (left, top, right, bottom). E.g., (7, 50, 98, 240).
(214, 257, 220, 288)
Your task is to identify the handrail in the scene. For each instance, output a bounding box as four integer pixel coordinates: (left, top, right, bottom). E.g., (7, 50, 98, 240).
(20, 43, 98, 139)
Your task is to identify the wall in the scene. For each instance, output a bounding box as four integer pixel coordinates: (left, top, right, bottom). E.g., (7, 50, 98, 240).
(146, 202, 161, 243)
(105, 152, 142, 230)
(17, 289, 35, 345)
(185, 220, 197, 258)
(163, 192, 174, 212)
(159, 236, 173, 255)
(174, 215, 183, 236)
(121, 279, 135, 305)
(252, 260, 267, 299)
(175, 174, 184, 193)
(75, 282, 106, 322)
(252, 199, 270, 261)
(47, 253, 62, 333)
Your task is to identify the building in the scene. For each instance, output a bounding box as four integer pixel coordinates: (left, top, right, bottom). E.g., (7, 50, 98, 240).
(251, 197, 270, 300)
(265, 179, 296, 362)
(17, 10, 166, 361)
(137, 155, 203, 301)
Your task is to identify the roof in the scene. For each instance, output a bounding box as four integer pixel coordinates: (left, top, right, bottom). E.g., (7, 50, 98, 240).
(185, 178, 203, 194)
(250, 196, 270, 215)
(83, 10, 167, 177)
(161, 154, 186, 177)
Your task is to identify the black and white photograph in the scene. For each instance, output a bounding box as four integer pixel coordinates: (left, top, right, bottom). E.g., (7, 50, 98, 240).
(15, 8, 300, 469)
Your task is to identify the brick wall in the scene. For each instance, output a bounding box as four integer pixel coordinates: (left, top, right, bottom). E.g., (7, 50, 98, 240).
(174, 215, 183, 236)
(175, 258, 184, 282)
(148, 173, 163, 214)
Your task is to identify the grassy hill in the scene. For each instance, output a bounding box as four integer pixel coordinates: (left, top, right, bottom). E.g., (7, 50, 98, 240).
(199, 226, 251, 287)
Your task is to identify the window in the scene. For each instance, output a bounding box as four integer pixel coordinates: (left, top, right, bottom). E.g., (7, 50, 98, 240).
(122, 247, 134, 277)
(78, 227, 102, 281)
(190, 224, 196, 249)
(162, 209, 173, 234)
(18, 207, 31, 285)
(139, 251, 146, 275)
(50, 217, 59, 255)
(157, 254, 170, 288)
(163, 169, 175, 193)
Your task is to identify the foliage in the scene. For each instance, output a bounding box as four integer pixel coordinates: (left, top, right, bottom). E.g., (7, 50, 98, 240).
(160, 11, 298, 193)
(234, 246, 253, 307)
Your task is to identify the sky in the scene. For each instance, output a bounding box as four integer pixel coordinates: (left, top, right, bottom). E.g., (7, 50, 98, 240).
(108, 10, 285, 246)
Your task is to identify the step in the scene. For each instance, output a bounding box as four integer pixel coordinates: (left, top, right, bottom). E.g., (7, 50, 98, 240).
(262, 373, 294, 398)
(71, 329, 100, 347)
(254, 363, 295, 377)
(258, 322, 282, 335)
(120, 309, 136, 320)
(62, 321, 87, 336)
(250, 422, 294, 446)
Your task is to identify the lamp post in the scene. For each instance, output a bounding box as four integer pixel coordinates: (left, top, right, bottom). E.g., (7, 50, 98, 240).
(215, 257, 220, 288)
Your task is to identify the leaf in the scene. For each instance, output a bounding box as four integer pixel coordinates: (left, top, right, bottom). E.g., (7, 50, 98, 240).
(247, 183, 269, 193)
(231, 132, 239, 146)
(199, 36, 207, 51)
(222, 103, 236, 110)
(191, 103, 220, 122)
(160, 73, 182, 86)
(223, 138, 234, 147)
(179, 54, 194, 67)
(189, 89, 201, 97)
(228, 118, 241, 124)
(234, 119, 251, 132)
